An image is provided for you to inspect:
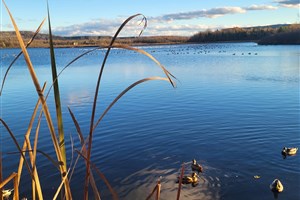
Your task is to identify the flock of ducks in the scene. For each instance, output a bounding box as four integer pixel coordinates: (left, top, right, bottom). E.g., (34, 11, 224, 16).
(177, 159, 204, 187)
(1, 148, 298, 198)
(179, 147, 298, 196)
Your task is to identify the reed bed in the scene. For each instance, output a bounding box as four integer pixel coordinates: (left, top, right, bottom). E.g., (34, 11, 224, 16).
(0, 1, 183, 199)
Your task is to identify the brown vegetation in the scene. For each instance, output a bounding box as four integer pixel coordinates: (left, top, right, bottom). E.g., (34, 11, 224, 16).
(0, 31, 189, 48)
(258, 30, 300, 45)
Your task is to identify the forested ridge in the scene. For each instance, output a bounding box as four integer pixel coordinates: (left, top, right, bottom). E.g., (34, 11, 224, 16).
(188, 24, 300, 44)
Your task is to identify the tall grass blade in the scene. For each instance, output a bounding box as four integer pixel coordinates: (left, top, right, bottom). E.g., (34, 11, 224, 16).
(0, 172, 18, 200)
(176, 164, 185, 200)
(0, 18, 46, 96)
(30, 110, 43, 200)
(0, 119, 33, 178)
(89, 14, 146, 131)
(35, 150, 62, 170)
(32, 113, 41, 172)
(25, 136, 43, 200)
(16, 83, 46, 200)
(68, 107, 101, 199)
(46, 1, 67, 169)
(63, 47, 101, 71)
(69, 135, 74, 174)
(93, 77, 170, 131)
(32, 175, 36, 200)
(0, 152, 2, 200)
(17, 82, 46, 184)
(48, 43, 176, 100)
(13, 174, 19, 200)
(156, 180, 161, 200)
(114, 44, 177, 87)
(44, 48, 102, 100)
(145, 185, 157, 200)
(53, 169, 70, 200)
(0, 172, 17, 189)
(41, 48, 102, 106)
(7, 149, 61, 170)
(0, 153, 2, 182)
(2, 1, 72, 198)
(85, 14, 147, 199)
(67, 107, 84, 143)
(11, 149, 61, 170)
(76, 150, 118, 200)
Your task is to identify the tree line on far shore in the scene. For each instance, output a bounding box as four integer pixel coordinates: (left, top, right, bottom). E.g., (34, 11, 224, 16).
(188, 24, 300, 45)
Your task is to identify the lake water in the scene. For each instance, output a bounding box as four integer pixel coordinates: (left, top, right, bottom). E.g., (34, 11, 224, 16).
(0, 42, 299, 199)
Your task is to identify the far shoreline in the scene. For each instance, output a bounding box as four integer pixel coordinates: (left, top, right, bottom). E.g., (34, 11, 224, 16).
(1, 40, 300, 49)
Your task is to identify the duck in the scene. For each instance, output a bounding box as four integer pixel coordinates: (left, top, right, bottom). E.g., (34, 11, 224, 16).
(282, 147, 298, 156)
(2, 189, 14, 199)
(191, 159, 203, 173)
(270, 179, 283, 193)
(179, 172, 198, 185)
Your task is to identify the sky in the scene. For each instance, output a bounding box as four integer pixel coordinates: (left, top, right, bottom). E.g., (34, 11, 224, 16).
(1, 0, 299, 37)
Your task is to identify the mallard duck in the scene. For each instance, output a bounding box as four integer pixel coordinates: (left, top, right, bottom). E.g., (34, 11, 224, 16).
(270, 179, 283, 193)
(178, 172, 198, 185)
(2, 189, 14, 199)
(191, 159, 203, 173)
(282, 147, 298, 156)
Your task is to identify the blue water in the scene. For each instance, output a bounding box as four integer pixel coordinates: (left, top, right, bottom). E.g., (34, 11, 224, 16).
(0, 43, 299, 199)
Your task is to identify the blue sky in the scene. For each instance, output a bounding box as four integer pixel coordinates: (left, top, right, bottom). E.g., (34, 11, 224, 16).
(1, 0, 299, 36)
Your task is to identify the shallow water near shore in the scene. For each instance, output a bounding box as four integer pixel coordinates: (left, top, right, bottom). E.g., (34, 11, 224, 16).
(0, 42, 299, 199)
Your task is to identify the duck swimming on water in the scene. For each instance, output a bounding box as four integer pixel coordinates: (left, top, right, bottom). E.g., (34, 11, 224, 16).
(178, 172, 199, 186)
(282, 147, 298, 156)
(191, 159, 203, 173)
(270, 179, 283, 193)
(2, 189, 14, 199)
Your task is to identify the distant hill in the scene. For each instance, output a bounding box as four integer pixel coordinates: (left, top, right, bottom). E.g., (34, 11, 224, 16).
(0, 31, 64, 48)
(188, 24, 300, 45)
(0, 31, 189, 48)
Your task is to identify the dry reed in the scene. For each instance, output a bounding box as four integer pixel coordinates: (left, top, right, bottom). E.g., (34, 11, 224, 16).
(0, 1, 176, 199)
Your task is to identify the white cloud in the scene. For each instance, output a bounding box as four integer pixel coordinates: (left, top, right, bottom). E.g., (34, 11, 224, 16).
(51, 11, 216, 36)
(275, 0, 300, 8)
(151, 4, 277, 22)
(52, 18, 222, 37)
(53, 17, 146, 37)
(154, 7, 246, 21)
(245, 5, 278, 10)
(144, 24, 220, 36)
(50, 4, 282, 37)
(53, 19, 120, 36)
